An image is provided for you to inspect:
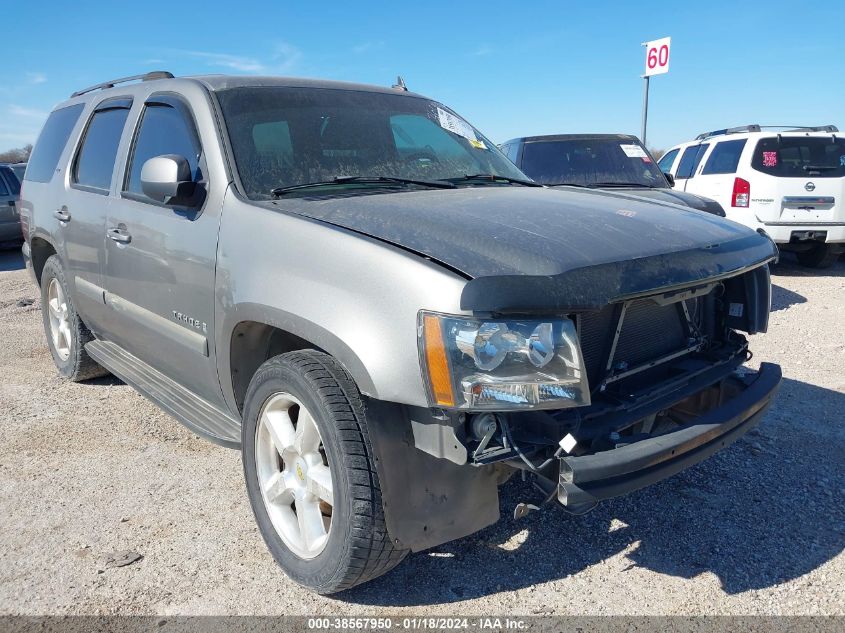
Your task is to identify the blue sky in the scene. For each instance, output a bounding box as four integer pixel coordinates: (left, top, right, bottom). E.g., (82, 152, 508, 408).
(4, 0, 844, 152)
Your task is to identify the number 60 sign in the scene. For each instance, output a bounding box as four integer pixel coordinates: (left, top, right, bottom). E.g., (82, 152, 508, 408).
(644, 37, 671, 76)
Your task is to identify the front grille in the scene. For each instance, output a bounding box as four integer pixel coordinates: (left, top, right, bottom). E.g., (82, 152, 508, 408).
(578, 294, 706, 388)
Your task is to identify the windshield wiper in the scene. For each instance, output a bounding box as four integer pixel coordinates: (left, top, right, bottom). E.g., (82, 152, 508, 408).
(271, 175, 456, 197)
(443, 174, 542, 187)
(548, 181, 657, 189)
(802, 165, 837, 172)
(589, 182, 658, 188)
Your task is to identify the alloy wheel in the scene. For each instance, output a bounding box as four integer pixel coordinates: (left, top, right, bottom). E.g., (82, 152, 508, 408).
(46, 277, 71, 361)
(255, 392, 334, 559)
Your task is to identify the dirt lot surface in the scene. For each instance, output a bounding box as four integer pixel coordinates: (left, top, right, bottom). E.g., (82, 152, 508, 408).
(1, 249, 843, 616)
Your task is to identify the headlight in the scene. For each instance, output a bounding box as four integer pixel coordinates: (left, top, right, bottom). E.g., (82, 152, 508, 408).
(418, 312, 591, 410)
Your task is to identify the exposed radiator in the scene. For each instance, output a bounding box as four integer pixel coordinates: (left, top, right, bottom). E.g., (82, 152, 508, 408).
(578, 293, 706, 388)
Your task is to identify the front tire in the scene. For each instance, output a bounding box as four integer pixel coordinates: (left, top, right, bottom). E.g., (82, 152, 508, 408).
(241, 350, 407, 594)
(796, 244, 838, 269)
(40, 255, 108, 381)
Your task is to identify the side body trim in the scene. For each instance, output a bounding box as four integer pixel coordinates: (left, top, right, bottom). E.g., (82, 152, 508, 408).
(75, 277, 105, 304)
(104, 292, 208, 357)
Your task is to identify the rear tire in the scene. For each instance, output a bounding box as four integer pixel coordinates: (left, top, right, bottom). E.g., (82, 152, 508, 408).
(796, 244, 838, 269)
(40, 255, 109, 381)
(241, 350, 407, 594)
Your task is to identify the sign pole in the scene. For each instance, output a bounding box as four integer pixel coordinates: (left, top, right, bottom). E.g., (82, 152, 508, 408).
(641, 74, 650, 147)
(641, 36, 670, 149)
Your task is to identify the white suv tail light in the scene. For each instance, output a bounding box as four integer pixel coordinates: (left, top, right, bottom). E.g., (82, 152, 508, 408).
(732, 177, 750, 208)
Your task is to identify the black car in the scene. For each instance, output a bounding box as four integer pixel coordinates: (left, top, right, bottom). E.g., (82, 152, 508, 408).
(501, 134, 726, 216)
(0, 164, 23, 246)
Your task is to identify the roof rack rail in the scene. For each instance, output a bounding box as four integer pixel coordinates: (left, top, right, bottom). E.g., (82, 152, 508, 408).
(71, 71, 175, 98)
(695, 125, 761, 140)
(776, 125, 839, 133)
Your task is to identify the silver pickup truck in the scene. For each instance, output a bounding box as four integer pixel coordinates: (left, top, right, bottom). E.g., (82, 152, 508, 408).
(20, 72, 781, 594)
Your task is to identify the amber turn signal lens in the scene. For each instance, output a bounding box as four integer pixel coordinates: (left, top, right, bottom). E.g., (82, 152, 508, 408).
(423, 314, 455, 407)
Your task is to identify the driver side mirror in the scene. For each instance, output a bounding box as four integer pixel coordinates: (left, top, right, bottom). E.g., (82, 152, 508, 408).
(663, 171, 675, 187)
(140, 154, 197, 205)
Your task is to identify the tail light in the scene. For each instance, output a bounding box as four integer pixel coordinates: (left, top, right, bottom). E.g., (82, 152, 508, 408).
(732, 177, 750, 208)
(17, 185, 29, 240)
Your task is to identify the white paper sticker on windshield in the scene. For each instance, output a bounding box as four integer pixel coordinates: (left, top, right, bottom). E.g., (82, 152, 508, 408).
(620, 144, 648, 158)
(437, 107, 478, 142)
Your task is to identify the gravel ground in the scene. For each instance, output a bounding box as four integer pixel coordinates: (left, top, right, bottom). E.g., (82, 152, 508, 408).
(0, 248, 843, 616)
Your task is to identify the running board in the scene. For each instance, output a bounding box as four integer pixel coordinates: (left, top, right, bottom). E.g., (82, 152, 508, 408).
(85, 340, 241, 449)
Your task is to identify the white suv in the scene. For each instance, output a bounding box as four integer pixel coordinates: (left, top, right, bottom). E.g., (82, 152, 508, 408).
(659, 125, 844, 268)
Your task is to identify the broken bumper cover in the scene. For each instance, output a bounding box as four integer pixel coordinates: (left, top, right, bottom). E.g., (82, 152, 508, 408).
(558, 362, 782, 509)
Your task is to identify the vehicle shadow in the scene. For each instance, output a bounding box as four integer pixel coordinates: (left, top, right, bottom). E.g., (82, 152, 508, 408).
(341, 376, 845, 606)
(770, 283, 806, 312)
(771, 253, 845, 278)
(0, 248, 24, 272)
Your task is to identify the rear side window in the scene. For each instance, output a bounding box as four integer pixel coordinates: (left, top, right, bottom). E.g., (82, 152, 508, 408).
(0, 172, 9, 196)
(25, 103, 84, 183)
(657, 148, 679, 172)
(675, 143, 709, 179)
(503, 142, 520, 164)
(751, 136, 845, 178)
(125, 102, 202, 197)
(74, 106, 131, 191)
(702, 139, 747, 174)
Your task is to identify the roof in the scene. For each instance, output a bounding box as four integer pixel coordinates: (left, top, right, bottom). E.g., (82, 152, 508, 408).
(66, 71, 430, 102)
(191, 74, 427, 98)
(504, 133, 640, 145)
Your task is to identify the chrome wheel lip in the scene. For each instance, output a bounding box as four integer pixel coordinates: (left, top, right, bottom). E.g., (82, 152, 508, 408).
(255, 392, 333, 560)
(46, 277, 71, 362)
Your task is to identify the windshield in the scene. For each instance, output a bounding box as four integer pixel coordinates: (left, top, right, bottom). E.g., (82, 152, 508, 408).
(751, 136, 845, 178)
(520, 138, 667, 188)
(217, 87, 529, 199)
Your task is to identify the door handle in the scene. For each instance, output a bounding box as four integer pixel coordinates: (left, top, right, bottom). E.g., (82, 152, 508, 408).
(107, 227, 132, 244)
(54, 207, 71, 222)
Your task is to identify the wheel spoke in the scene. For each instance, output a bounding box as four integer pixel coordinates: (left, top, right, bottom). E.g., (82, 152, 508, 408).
(58, 322, 72, 351)
(305, 463, 334, 506)
(263, 471, 295, 505)
(48, 298, 62, 320)
(295, 496, 328, 552)
(264, 409, 296, 455)
(294, 409, 321, 454)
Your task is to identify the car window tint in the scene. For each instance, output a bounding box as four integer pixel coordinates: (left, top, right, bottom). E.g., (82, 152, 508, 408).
(390, 114, 474, 171)
(676, 144, 709, 179)
(25, 103, 84, 183)
(702, 139, 747, 175)
(252, 120, 293, 167)
(74, 107, 130, 190)
(657, 148, 679, 172)
(0, 172, 9, 196)
(504, 143, 520, 164)
(751, 136, 845, 178)
(1, 167, 20, 194)
(126, 104, 201, 196)
(520, 138, 666, 187)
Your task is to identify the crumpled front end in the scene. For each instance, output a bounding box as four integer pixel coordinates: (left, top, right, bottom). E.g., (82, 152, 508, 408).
(410, 259, 781, 517)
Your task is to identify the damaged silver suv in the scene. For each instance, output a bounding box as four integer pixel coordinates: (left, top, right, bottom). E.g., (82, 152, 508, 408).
(21, 72, 781, 593)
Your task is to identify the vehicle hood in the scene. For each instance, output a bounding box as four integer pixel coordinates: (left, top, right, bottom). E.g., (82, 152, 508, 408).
(270, 187, 777, 311)
(567, 186, 726, 216)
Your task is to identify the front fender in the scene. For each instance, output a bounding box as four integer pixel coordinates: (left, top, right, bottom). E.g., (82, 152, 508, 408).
(214, 192, 469, 414)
